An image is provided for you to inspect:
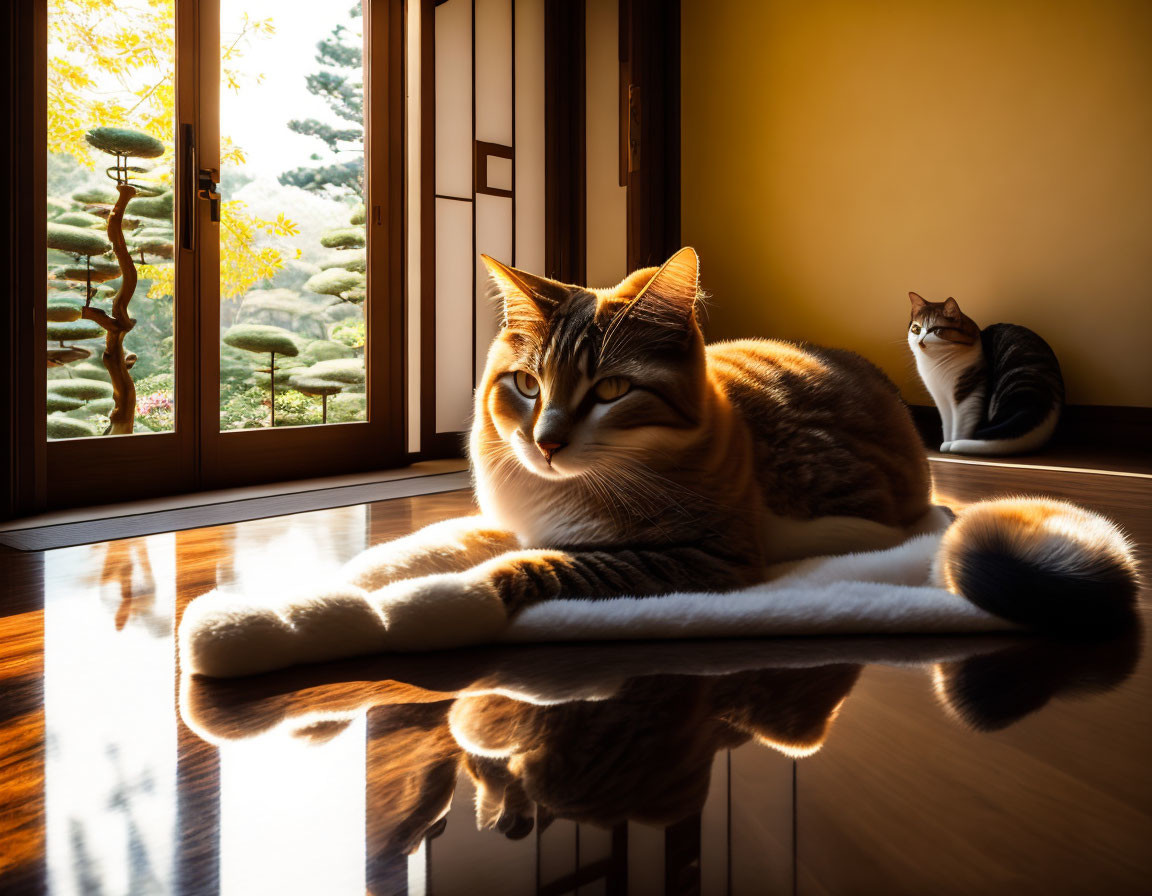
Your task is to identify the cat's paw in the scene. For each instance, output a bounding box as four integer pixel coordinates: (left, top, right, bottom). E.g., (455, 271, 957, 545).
(179, 584, 386, 678)
(939, 441, 953, 453)
(179, 589, 298, 678)
(371, 572, 509, 652)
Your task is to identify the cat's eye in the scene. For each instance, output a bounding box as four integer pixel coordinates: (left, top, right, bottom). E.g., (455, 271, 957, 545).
(512, 370, 540, 398)
(910, 323, 922, 335)
(594, 377, 631, 402)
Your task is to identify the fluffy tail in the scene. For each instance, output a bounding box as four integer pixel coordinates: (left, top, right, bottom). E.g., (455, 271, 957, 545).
(933, 497, 1140, 630)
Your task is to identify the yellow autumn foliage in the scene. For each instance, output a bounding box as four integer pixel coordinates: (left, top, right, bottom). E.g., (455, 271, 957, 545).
(48, 0, 294, 301)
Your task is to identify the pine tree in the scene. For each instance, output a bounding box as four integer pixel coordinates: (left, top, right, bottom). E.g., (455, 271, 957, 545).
(279, 5, 364, 198)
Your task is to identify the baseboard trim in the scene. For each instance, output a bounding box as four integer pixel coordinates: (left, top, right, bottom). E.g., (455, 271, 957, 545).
(0, 464, 472, 552)
(910, 404, 1152, 449)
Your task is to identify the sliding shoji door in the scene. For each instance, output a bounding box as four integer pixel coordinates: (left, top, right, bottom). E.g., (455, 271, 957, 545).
(413, 0, 546, 456)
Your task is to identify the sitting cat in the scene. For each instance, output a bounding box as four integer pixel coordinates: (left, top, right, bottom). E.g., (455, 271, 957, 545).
(907, 292, 1064, 455)
(179, 250, 1136, 677)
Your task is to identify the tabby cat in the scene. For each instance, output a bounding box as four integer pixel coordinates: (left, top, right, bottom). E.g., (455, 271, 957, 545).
(908, 293, 1064, 455)
(180, 250, 1136, 677)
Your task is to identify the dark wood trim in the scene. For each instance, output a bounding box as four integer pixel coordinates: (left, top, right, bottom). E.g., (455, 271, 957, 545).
(622, 0, 680, 271)
(197, 0, 409, 489)
(474, 140, 514, 198)
(419, 0, 468, 460)
(369, 0, 410, 468)
(471, 0, 477, 393)
(910, 403, 1152, 454)
(43, 0, 200, 511)
(418, 0, 460, 459)
(3, 0, 47, 521)
(510, 0, 516, 267)
(544, 0, 586, 284)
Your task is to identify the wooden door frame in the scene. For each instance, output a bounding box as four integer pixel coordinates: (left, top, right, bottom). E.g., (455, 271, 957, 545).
(41, 0, 199, 510)
(196, 0, 408, 490)
(545, 0, 586, 285)
(620, 0, 681, 272)
(4, 0, 407, 517)
(3, 0, 47, 520)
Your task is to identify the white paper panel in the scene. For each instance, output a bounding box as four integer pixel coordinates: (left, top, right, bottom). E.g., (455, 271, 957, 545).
(475, 193, 513, 382)
(585, 0, 627, 286)
(435, 198, 475, 433)
(435, 0, 473, 198)
(488, 154, 513, 191)
(475, 0, 513, 146)
(514, 0, 546, 273)
(407, 0, 422, 452)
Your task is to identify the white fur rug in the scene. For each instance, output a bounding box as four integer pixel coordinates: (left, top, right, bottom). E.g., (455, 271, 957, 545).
(502, 529, 1017, 643)
(180, 508, 1023, 678)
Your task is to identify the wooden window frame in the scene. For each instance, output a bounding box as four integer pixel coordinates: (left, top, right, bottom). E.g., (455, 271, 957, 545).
(5, 0, 409, 516)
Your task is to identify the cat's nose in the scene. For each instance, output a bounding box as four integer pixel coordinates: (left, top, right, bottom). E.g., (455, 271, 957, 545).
(536, 440, 565, 464)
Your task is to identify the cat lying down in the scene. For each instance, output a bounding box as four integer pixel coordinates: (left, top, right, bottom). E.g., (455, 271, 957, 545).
(179, 249, 1138, 678)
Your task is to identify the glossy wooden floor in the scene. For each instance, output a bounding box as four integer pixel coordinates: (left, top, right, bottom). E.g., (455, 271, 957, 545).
(1, 459, 1149, 895)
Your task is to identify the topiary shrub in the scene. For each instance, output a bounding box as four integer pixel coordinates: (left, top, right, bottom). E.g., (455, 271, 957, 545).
(252, 357, 306, 388)
(48, 319, 105, 342)
(46, 415, 98, 440)
(85, 126, 166, 159)
(126, 190, 174, 220)
(47, 394, 86, 413)
(304, 267, 366, 302)
(54, 211, 106, 228)
(53, 256, 122, 283)
(222, 324, 300, 357)
(222, 324, 301, 427)
(47, 222, 112, 257)
(319, 227, 366, 250)
(301, 357, 364, 385)
(83, 398, 116, 417)
(301, 339, 355, 363)
(48, 378, 115, 401)
(327, 392, 366, 423)
(71, 361, 111, 380)
(72, 187, 120, 206)
(319, 248, 366, 273)
(288, 374, 344, 423)
(46, 293, 86, 322)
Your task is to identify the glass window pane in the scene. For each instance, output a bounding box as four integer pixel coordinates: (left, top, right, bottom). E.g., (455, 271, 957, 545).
(218, 2, 367, 431)
(46, 0, 177, 440)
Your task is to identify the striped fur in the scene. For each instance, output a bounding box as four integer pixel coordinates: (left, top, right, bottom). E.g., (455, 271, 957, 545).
(908, 293, 1065, 454)
(179, 251, 1138, 677)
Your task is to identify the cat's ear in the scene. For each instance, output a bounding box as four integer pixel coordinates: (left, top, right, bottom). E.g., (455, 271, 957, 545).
(606, 247, 700, 325)
(942, 297, 961, 316)
(636, 247, 700, 314)
(600, 248, 701, 351)
(908, 291, 928, 312)
(482, 255, 568, 327)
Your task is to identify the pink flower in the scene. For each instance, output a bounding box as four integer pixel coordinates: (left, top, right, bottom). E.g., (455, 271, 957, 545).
(138, 392, 174, 416)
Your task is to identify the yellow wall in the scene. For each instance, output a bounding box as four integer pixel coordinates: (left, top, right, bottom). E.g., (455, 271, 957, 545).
(681, 0, 1152, 407)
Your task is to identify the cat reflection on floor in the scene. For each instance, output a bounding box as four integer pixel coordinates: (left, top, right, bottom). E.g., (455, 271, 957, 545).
(182, 623, 1138, 857)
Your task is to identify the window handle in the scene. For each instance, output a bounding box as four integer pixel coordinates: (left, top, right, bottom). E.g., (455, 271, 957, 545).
(197, 166, 221, 224)
(181, 123, 196, 250)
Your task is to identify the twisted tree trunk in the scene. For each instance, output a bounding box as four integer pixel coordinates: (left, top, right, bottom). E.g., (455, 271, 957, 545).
(82, 183, 138, 434)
